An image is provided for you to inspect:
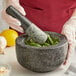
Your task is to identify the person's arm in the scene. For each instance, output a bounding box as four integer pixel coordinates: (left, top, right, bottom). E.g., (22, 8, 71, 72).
(1, 0, 26, 33)
(61, 8, 76, 65)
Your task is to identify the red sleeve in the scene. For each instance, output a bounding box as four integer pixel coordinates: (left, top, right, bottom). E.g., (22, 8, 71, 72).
(70, 0, 76, 9)
(67, 0, 76, 17)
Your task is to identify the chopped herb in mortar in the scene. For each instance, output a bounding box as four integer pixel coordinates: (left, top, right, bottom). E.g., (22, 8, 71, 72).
(24, 34, 59, 47)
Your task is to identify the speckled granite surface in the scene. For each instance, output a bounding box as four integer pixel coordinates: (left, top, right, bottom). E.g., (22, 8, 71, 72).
(16, 32, 68, 72)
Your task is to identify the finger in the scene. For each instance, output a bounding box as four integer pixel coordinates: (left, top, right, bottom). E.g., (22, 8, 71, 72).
(15, 5, 26, 16)
(2, 9, 21, 26)
(9, 3, 26, 16)
(8, 23, 24, 33)
(63, 44, 75, 65)
(61, 29, 75, 65)
(61, 25, 75, 44)
(62, 31, 75, 45)
(63, 44, 71, 65)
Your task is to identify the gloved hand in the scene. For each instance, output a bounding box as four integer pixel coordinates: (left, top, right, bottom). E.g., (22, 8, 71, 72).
(60, 17, 76, 70)
(1, 0, 26, 33)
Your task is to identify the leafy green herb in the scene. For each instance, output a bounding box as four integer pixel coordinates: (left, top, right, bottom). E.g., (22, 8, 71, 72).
(29, 43, 41, 47)
(25, 34, 59, 47)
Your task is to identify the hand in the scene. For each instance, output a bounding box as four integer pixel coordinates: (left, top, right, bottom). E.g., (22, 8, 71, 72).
(1, 0, 26, 33)
(61, 17, 76, 68)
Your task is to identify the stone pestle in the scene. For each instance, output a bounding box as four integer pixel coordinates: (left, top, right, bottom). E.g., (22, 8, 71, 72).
(6, 5, 47, 44)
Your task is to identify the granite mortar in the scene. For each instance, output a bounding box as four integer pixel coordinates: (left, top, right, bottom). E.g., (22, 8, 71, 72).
(16, 32, 68, 73)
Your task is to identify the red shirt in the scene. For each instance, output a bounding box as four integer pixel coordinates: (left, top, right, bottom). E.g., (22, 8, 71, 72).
(20, 0, 76, 33)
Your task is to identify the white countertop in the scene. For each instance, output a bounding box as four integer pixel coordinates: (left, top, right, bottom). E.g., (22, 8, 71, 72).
(0, 46, 74, 76)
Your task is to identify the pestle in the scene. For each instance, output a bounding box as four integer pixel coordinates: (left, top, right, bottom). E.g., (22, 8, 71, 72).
(6, 5, 47, 44)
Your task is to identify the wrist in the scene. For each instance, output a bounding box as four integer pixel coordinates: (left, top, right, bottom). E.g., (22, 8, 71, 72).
(69, 9, 76, 21)
(71, 8, 76, 17)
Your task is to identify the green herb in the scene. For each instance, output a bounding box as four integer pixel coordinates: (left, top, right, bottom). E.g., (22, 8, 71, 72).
(29, 43, 41, 47)
(41, 42, 50, 46)
(25, 34, 59, 47)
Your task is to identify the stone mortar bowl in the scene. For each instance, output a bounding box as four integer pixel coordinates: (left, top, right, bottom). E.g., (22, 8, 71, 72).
(16, 31, 68, 73)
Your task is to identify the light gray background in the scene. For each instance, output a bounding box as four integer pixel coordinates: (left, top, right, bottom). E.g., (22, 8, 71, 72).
(0, 0, 9, 32)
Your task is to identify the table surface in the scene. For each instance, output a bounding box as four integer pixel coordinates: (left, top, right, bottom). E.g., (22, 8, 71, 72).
(0, 46, 72, 76)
